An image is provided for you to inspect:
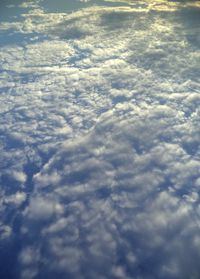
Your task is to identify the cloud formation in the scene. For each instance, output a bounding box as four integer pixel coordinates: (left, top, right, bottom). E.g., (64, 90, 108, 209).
(0, 0, 200, 278)
(22, 103, 200, 278)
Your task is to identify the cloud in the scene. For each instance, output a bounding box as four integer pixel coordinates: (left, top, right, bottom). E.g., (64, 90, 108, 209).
(20, 104, 200, 278)
(4, 191, 26, 206)
(0, 223, 12, 240)
(23, 196, 63, 221)
(18, 246, 41, 279)
(0, 1, 200, 279)
(12, 171, 27, 183)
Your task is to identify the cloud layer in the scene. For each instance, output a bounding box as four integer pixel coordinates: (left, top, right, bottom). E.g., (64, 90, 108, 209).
(0, 0, 200, 278)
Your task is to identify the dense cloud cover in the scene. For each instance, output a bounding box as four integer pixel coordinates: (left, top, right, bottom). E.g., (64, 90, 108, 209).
(0, 0, 200, 278)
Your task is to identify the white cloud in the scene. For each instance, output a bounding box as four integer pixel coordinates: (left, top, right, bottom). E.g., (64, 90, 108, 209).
(4, 191, 26, 206)
(24, 196, 63, 221)
(12, 171, 27, 184)
(0, 1, 200, 279)
(19, 246, 41, 279)
(0, 223, 12, 240)
(22, 103, 200, 278)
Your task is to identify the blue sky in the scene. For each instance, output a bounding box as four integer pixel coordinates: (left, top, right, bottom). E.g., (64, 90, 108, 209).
(0, 1, 200, 278)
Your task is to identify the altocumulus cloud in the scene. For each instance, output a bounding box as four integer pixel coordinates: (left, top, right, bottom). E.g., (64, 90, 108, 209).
(0, 0, 200, 278)
(24, 104, 200, 279)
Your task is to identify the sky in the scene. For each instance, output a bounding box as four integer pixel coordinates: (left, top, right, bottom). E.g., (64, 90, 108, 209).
(0, 0, 200, 278)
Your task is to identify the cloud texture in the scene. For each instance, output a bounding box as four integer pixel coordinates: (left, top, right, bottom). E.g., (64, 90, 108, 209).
(0, 0, 200, 278)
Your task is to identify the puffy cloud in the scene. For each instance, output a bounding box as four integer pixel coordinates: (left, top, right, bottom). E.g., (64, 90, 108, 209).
(4, 191, 26, 206)
(21, 104, 200, 278)
(0, 1, 200, 279)
(0, 223, 12, 240)
(12, 171, 27, 184)
(23, 196, 63, 221)
(18, 246, 41, 279)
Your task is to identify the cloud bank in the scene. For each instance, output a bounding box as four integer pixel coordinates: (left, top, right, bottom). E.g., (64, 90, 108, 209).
(0, 0, 200, 278)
